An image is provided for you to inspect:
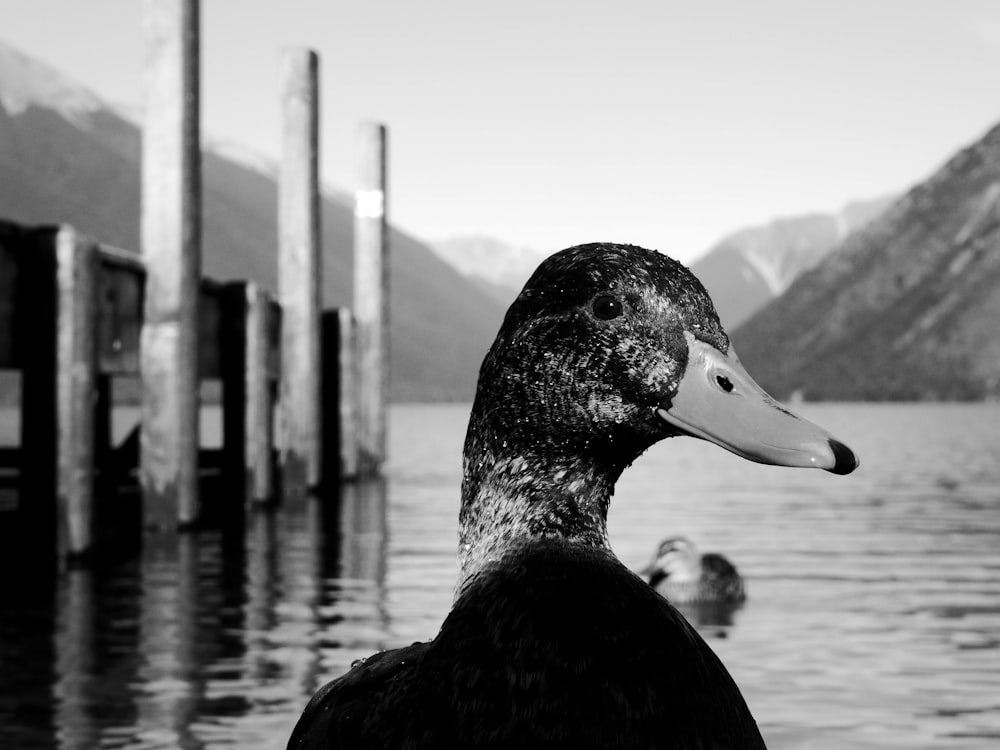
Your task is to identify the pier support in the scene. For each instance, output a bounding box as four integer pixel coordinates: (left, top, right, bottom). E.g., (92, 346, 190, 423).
(322, 308, 359, 483)
(10, 225, 99, 564)
(278, 47, 322, 498)
(56, 227, 99, 557)
(140, 0, 202, 529)
(222, 282, 277, 506)
(354, 122, 389, 477)
(16, 226, 60, 570)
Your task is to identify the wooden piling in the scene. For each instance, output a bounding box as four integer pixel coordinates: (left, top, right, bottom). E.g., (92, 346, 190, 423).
(278, 47, 322, 497)
(140, 0, 202, 528)
(322, 308, 358, 483)
(354, 122, 389, 476)
(55, 226, 99, 557)
(337, 308, 359, 480)
(247, 286, 277, 503)
(221, 282, 276, 506)
(0, 223, 17, 368)
(16, 226, 60, 571)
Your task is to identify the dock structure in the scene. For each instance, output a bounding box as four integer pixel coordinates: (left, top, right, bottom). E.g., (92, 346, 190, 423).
(0, 0, 392, 572)
(0, 219, 285, 564)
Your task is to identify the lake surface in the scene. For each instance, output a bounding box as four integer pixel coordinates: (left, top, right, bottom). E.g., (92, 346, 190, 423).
(2, 402, 999, 749)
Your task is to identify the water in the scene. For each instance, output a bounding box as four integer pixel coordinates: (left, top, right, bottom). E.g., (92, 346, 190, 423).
(2, 403, 999, 749)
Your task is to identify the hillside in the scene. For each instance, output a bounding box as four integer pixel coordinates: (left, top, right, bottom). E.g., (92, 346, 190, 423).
(690, 196, 894, 329)
(733, 123, 1000, 401)
(0, 39, 506, 401)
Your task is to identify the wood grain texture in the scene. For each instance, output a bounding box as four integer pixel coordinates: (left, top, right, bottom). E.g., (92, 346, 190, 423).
(140, 0, 202, 527)
(354, 122, 389, 477)
(278, 47, 322, 495)
(56, 226, 99, 556)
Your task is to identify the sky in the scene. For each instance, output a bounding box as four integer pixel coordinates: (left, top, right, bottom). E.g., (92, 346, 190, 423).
(2, 0, 1000, 265)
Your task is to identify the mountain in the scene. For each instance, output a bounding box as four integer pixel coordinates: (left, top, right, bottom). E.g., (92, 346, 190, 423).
(732, 122, 1000, 402)
(690, 196, 894, 329)
(429, 235, 550, 306)
(0, 39, 507, 402)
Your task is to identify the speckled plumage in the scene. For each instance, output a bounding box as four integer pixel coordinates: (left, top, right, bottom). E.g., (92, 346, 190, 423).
(287, 242, 852, 749)
(457, 244, 728, 586)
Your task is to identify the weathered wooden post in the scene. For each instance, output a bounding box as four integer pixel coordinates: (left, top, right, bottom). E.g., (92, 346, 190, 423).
(55, 226, 99, 557)
(9, 225, 100, 564)
(337, 308, 359, 479)
(221, 281, 276, 506)
(140, 0, 202, 528)
(278, 47, 322, 497)
(354, 122, 389, 477)
(16, 225, 60, 570)
(322, 308, 359, 483)
(247, 286, 278, 503)
(0, 223, 15, 370)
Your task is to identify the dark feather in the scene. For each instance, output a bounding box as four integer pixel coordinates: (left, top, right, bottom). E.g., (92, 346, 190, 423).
(289, 540, 766, 749)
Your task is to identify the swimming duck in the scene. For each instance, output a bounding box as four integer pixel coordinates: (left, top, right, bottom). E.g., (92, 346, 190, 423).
(287, 243, 858, 750)
(640, 536, 747, 606)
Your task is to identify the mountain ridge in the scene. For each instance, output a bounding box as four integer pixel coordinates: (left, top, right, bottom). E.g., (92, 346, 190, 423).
(732, 122, 1000, 401)
(690, 195, 895, 329)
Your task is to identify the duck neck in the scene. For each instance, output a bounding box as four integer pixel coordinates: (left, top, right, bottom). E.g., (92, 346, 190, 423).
(457, 424, 624, 595)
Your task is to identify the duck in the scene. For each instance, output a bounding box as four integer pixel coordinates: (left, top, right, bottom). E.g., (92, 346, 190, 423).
(640, 536, 747, 606)
(287, 242, 858, 750)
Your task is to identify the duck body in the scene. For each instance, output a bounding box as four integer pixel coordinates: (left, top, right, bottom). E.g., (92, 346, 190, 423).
(289, 539, 765, 749)
(643, 537, 747, 606)
(288, 243, 858, 749)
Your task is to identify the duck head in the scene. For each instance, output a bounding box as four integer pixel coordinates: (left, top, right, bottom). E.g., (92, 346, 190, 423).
(458, 243, 857, 586)
(640, 537, 703, 586)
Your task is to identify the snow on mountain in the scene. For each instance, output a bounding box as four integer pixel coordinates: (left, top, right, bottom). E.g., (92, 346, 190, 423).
(691, 195, 895, 329)
(428, 235, 550, 297)
(0, 39, 102, 126)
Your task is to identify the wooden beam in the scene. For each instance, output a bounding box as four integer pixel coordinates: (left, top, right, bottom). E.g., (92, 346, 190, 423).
(220, 283, 248, 511)
(278, 47, 322, 497)
(221, 281, 275, 507)
(247, 286, 276, 503)
(354, 122, 389, 476)
(0, 221, 19, 368)
(322, 308, 359, 483)
(16, 226, 59, 571)
(198, 281, 222, 379)
(337, 307, 359, 480)
(96, 251, 144, 376)
(56, 226, 99, 557)
(140, 0, 202, 529)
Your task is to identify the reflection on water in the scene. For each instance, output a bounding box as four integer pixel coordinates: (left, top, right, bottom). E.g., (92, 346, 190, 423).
(0, 480, 390, 750)
(1, 403, 1000, 749)
(672, 599, 745, 634)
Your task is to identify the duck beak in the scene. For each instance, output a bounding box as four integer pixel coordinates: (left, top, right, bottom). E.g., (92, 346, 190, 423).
(656, 333, 859, 475)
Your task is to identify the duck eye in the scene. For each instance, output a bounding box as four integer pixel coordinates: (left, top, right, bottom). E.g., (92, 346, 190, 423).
(592, 295, 623, 320)
(716, 375, 734, 393)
